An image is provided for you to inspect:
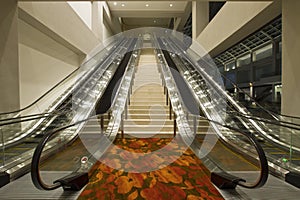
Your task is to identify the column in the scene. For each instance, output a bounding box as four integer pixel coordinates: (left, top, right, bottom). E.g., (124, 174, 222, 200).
(0, 0, 20, 112)
(92, 1, 103, 41)
(192, 0, 209, 40)
(281, 0, 300, 116)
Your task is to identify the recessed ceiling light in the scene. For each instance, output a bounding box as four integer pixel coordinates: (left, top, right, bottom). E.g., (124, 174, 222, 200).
(146, 4, 149, 7)
(170, 4, 173, 7)
(113, 2, 117, 6)
(121, 3, 125, 7)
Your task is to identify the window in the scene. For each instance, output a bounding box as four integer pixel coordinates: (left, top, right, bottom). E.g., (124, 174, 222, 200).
(279, 41, 282, 53)
(253, 43, 273, 61)
(237, 54, 251, 67)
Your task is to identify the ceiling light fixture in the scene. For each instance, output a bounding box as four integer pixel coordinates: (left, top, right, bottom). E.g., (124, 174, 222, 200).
(154, 20, 156, 23)
(113, 2, 117, 6)
(170, 4, 173, 7)
(121, 3, 125, 7)
(146, 4, 149, 7)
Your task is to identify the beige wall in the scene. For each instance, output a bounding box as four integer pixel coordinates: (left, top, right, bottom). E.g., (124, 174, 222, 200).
(192, 0, 208, 39)
(281, 0, 300, 117)
(0, 0, 20, 112)
(194, 1, 281, 57)
(19, 43, 76, 109)
(18, 1, 100, 55)
(92, 1, 121, 41)
(68, 1, 92, 30)
(18, 19, 78, 109)
(15, 1, 106, 111)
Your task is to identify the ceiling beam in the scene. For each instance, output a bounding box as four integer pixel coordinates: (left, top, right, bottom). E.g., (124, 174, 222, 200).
(111, 11, 184, 18)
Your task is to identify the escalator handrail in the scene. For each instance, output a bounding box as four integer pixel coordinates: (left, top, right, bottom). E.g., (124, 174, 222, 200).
(0, 105, 76, 124)
(31, 39, 141, 190)
(170, 36, 300, 121)
(0, 68, 78, 116)
(0, 38, 129, 149)
(31, 115, 99, 190)
(198, 114, 269, 189)
(226, 110, 300, 131)
(33, 36, 267, 191)
(165, 36, 300, 152)
(0, 109, 74, 127)
(0, 39, 118, 117)
(96, 38, 139, 115)
(0, 38, 134, 127)
(165, 38, 300, 129)
(31, 109, 268, 190)
(155, 36, 268, 188)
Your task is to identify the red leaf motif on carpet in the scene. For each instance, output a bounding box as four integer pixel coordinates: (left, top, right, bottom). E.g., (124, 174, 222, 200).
(141, 182, 186, 200)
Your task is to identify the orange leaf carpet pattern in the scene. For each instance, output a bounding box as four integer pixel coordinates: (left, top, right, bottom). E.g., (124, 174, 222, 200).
(78, 138, 224, 200)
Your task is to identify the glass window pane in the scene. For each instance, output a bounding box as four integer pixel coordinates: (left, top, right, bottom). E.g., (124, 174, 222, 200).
(253, 43, 273, 61)
(237, 54, 251, 67)
(279, 41, 282, 53)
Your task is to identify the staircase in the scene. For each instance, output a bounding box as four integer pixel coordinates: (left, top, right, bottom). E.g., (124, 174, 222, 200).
(122, 49, 174, 138)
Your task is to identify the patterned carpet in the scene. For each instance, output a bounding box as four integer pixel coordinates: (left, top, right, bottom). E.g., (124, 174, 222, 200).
(78, 138, 224, 200)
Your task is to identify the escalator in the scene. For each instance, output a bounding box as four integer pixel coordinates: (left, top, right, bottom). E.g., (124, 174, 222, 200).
(161, 35, 300, 187)
(155, 36, 268, 189)
(24, 34, 269, 199)
(28, 37, 141, 192)
(0, 37, 138, 184)
(8, 32, 293, 199)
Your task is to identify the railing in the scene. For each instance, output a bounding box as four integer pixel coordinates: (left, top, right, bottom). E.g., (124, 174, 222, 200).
(171, 35, 300, 122)
(0, 38, 127, 150)
(0, 38, 138, 183)
(0, 37, 120, 119)
(163, 35, 300, 184)
(154, 35, 269, 189)
(31, 37, 142, 191)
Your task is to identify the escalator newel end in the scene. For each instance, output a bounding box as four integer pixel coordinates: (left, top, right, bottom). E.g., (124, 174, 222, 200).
(211, 172, 246, 189)
(0, 172, 10, 188)
(285, 172, 300, 188)
(53, 172, 88, 191)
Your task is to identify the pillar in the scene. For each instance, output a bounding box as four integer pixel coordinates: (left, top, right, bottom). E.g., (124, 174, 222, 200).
(281, 0, 300, 117)
(192, 0, 209, 40)
(92, 1, 103, 41)
(0, 0, 20, 112)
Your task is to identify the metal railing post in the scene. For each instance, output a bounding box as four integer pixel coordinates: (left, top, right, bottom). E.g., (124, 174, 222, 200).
(101, 115, 104, 134)
(166, 91, 169, 105)
(169, 99, 172, 120)
(125, 101, 128, 119)
(193, 116, 197, 135)
(121, 113, 124, 139)
(128, 93, 131, 105)
(173, 118, 176, 137)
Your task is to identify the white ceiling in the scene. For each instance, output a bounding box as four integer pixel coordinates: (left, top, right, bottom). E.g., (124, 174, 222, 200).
(122, 17, 171, 28)
(107, 1, 188, 29)
(107, 1, 187, 12)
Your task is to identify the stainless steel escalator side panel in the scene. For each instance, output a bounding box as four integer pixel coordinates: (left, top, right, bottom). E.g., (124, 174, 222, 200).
(0, 39, 133, 179)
